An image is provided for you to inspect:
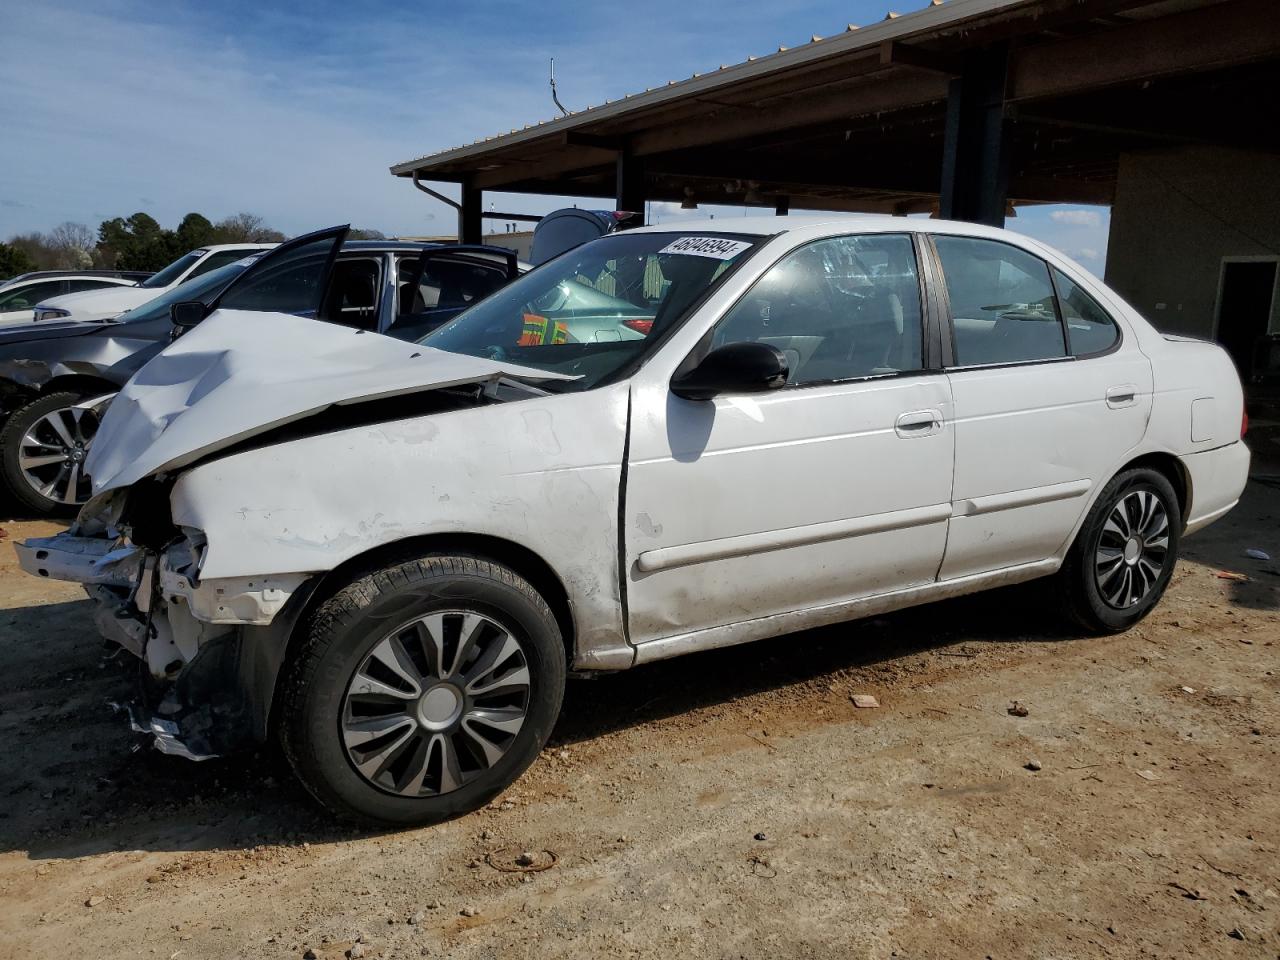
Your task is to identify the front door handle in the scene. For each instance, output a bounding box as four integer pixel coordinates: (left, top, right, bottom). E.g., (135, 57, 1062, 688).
(895, 408, 943, 438)
(1106, 384, 1138, 408)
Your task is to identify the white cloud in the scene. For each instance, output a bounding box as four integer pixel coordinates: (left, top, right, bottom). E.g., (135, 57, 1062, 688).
(1075, 247, 1100, 261)
(1049, 209, 1102, 228)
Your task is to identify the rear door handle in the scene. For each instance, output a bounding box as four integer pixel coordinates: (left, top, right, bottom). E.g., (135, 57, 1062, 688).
(895, 408, 943, 438)
(1106, 384, 1138, 408)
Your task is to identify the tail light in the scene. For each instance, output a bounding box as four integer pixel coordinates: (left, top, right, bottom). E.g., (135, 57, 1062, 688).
(622, 317, 654, 335)
(1242, 407, 1249, 439)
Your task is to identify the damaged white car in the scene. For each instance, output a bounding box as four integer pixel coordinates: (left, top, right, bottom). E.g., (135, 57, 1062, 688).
(18, 217, 1249, 825)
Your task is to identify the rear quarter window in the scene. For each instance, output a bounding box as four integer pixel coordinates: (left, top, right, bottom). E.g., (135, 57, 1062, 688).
(1052, 267, 1120, 356)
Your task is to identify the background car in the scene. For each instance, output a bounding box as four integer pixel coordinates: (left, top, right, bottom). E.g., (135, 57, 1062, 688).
(0, 234, 519, 514)
(0, 272, 151, 325)
(29, 243, 276, 324)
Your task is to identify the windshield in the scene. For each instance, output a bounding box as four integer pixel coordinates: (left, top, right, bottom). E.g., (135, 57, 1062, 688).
(139, 250, 203, 288)
(420, 231, 761, 389)
(115, 260, 254, 323)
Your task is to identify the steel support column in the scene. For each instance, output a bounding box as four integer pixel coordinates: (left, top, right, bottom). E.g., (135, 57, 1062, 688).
(459, 181, 483, 244)
(615, 152, 645, 216)
(939, 44, 1010, 227)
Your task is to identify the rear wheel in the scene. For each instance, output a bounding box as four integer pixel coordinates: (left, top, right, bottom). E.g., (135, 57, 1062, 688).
(278, 554, 566, 826)
(1059, 467, 1182, 633)
(0, 391, 110, 515)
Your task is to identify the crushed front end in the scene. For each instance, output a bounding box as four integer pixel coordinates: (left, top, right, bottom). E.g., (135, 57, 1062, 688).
(16, 485, 316, 759)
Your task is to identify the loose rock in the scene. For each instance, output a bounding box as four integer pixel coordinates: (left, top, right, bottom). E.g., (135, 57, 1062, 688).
(754, 832, 768, 841)
(515, 851, 536, 867)
(851, 694, 880, 709)
(460, 906, 480, 918)
(1008, 701, 1029, 717)
(85, 895, 104, 907)
(1025, 759, 1043, 771)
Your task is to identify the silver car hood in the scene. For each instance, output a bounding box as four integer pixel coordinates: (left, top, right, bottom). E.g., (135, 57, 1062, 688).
(86, 309, 574, 494)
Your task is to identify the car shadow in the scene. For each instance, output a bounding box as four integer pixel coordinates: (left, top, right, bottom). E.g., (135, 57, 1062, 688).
(0, 582, 1070, 862)
(1177, 478, 1280, 612)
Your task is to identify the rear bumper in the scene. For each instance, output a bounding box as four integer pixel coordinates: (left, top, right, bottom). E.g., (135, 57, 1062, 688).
(1183, 440, 1250, 536)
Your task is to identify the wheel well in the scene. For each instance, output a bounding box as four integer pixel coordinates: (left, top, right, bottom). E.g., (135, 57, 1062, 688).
(40, 374, 120, 399)
(299, 533, 578, 667)
(1120, 452, 1190, 520)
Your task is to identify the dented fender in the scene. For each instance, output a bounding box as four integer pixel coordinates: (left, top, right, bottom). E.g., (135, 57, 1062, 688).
(168, 381, 635, 668)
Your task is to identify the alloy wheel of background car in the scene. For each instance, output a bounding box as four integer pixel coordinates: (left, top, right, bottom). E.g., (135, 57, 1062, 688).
(0, 391, 111, 515)
(1093, 490, 1170, 609)
(1059, 466, 1182, 634)
(341, 610, 531, 797)
(279, 554, 565, 826)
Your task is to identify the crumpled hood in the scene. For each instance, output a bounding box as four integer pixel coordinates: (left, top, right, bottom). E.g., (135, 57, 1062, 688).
(86, 309, 574, 494)
(37, 285, 154, 321)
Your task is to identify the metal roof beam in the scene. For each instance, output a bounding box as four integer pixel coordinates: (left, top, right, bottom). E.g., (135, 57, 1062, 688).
(1008, 0, 1280, 101)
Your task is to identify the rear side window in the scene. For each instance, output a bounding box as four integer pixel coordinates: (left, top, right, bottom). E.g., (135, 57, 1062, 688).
(188, 249, 253, 281)
(0, 279, 65, 309)
(935, 236, 1065, 366)
(64, 278, 119, 294)
(1053, 267, 1119, 355)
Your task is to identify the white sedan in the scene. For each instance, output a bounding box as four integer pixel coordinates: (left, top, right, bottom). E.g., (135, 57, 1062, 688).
(18, 217, 1249, 826)
(29, 243, 275, 323)
(0, 272, 143, 324)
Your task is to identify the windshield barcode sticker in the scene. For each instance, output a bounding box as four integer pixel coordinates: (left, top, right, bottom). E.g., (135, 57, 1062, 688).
(659, 237, 753, 259)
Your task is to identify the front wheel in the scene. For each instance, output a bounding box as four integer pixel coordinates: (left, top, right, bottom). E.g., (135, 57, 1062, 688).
(1059, 467, 1182, 634)
(278, 554, 566, 826)
(0, 391, 112, 515)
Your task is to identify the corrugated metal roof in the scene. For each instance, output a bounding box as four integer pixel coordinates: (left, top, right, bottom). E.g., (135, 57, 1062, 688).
(390, 0, 1034, 175)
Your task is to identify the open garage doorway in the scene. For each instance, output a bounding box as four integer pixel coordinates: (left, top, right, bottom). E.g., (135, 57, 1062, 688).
(1215, 257, 1279, 379)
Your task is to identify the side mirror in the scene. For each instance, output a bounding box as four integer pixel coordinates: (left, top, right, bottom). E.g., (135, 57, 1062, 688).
(670, 341, 790, 401)
(170, 301, 208, 329)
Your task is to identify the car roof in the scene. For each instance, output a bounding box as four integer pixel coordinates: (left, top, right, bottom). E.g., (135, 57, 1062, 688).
(629, 214, 1021, 243)
(199, 243, 277, 252)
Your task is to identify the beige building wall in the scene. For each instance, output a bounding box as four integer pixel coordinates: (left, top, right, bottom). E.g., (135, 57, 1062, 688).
(1105, 145, 1280, 339)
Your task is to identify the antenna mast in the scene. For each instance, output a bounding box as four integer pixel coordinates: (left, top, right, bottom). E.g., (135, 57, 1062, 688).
(549, 58, 569, 117)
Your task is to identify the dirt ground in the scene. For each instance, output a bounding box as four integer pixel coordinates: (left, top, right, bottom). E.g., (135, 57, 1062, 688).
(0, 435, 1277, 959)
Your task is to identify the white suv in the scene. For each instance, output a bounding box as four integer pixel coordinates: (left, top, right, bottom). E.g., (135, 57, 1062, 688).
(30, 243, 275, 323)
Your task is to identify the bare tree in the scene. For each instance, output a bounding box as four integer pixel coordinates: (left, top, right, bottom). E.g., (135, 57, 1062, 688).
(48, 222, 96, 269)
(214, 212, 284, 243)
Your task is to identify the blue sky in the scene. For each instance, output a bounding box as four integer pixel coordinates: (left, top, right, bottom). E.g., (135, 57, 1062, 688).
(1, 0, 1108, 271)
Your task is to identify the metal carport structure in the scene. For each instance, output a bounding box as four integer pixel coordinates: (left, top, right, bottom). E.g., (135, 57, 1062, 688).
(391, 0, 1279, 243)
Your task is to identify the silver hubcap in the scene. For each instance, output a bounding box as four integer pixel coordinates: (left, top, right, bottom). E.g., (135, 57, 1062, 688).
(341, 610, 531, 797)
(18, 405, 101, 505)
(1095, 489, 1170, 608)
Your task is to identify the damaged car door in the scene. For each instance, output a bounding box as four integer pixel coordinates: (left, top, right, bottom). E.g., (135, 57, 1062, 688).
(623, 233, 955, 650)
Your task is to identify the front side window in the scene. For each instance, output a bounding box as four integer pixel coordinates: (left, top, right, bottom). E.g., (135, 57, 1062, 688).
(217, 239, 335, 316)
(710, 233, 924, 385)
(421, 231, 761, 389)
(935, 236, 1065, 366)
(1053, 267, 1119, 355)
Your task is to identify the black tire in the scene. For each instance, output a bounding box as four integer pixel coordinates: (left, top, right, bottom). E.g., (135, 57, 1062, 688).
(1059, 467, 1182, 634)
(278, 554, 566, 827)
(0, 390, 101, 516)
